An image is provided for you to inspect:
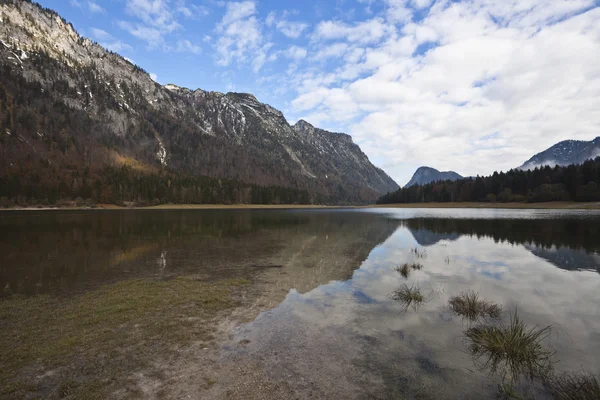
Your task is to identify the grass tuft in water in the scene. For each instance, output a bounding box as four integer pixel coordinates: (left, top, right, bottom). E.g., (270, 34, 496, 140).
(394, 263, 424, 278)
(390, 284, 425, 312)
(544, 371, 600, 400)
(411, 248, 427, 259)
(448, 291, 502, 322)
(465, 311, 554, 382)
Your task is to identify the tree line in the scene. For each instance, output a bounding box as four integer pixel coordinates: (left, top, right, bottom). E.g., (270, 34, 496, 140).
(0, 165, 313, 207)
(377, 157, 600, 204)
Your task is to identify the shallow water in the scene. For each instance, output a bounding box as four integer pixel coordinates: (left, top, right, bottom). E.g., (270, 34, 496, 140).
(2, 208, 600, 398)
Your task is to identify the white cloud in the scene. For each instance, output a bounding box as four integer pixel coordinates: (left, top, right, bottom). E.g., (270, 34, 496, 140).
(90, 27, 112, 41)
(384, 0, 414, 23)
(119, 0, 206, 48)
(90, 27, 132, 52)
(118, 21, 164, 47)
(103, 40, 133, 53)
(123, 0, 181, 34)
(266, 11, 309, 39)
(150, 72, 158, 81)
(176, 39, 202, 54)
(285, 45, 308, 60)
(87, 1, 105, 13)
(70, 0, 105, 13)
(313, 18, 393, 44)
(313, 42, 349, 61)
(219, 1, 256, 26)
(215, 1, 270, 71)
(278, 20, 310, 38)
(176, 1, 209, 18)
(287, 0, 600, 185)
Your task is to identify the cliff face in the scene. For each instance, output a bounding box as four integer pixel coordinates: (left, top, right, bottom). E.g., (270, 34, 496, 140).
(0, 0, 398, 204)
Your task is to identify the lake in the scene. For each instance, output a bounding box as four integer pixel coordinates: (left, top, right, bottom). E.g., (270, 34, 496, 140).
(1, 208, 599, 399)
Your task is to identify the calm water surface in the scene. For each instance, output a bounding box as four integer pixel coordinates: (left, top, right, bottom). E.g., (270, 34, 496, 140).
(1, 208, 600, 398)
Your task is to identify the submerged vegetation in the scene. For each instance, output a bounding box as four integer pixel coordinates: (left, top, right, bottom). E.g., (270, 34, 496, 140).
(390, 284, 425, 312)
(394, 262, 423, 278)
(451, 292, 600, 400)
(0, 276, 250, 399)
(448, 291, 502, 322)
(411, 247, 427, 259)
(386, 247, 598, 400)
(545, 371, 600, 400)
(465, 312, 554, 382)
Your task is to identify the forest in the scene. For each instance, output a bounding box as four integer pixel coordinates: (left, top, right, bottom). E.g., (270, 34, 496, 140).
(0, 165, 313, 207)
(377, 157, 600, 204)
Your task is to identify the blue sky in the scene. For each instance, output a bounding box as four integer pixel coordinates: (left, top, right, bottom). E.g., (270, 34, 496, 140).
(44, 0, 384, 106)
(38, 0, 600, 185)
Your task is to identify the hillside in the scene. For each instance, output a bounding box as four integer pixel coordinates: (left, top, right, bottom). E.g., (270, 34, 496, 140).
(519, 137, 600, 170)
(404, 166, 462, 187)
(0, 0, 398, 206)
(378, 157, 600, 204)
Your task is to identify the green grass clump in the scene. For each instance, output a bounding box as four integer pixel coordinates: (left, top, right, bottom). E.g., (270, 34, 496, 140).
(465, 312, 554, 382)
(449, 291, 502, 322)
(545, 371, 600, 400)
(390, 284, 425, 311)
(394, 263, 423, 278)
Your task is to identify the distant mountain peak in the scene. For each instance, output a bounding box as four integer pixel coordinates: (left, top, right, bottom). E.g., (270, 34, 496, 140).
(294, 119, 313, 128)
(405, 167, 463, 187)
(519, 137, 600, 170)
(292, 120, 354, 144)
(225, 92, 259, 102)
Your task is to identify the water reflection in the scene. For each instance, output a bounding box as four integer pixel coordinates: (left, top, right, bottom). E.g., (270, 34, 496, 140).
(526, 245, 600, 273)
(404, 218, 600, 273)
(0, 210, 399, 297)
(2, 208, 600, 398)
(226, 210, 600, 399)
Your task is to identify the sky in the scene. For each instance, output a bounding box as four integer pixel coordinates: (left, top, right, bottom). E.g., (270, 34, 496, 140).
(38, 0, 600, 186)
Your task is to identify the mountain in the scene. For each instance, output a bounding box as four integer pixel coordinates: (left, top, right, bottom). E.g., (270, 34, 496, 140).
(519, 137, 600, 170)
(404, 167, 463, 187)
(0, 0, 398, 205)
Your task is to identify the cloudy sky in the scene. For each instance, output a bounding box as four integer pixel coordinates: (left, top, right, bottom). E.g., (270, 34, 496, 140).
(41, 0, 600, 185)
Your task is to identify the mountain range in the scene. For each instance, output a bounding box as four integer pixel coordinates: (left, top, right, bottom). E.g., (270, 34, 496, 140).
(405, 136, 600, 190)
(0, 0, 398, 205)
(404, 167, 463, 187)
(519, 137, 600, 171)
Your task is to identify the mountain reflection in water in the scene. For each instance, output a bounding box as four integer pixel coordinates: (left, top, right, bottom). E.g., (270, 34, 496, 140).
(2, 208, 599, 399)
(225, 209, 600, 399)
(404, 217, 600, 273)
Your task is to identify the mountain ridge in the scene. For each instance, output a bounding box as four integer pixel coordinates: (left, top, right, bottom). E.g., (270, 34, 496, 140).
(519, 137, 600, 170)
(405, 166, 463, 187)
(0, 0, 398, 204)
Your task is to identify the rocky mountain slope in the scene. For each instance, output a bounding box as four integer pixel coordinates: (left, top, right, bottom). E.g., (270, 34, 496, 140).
(0, 0, 398, 204)
(519, 137, 600, 171)
(404, 167, 462, 187)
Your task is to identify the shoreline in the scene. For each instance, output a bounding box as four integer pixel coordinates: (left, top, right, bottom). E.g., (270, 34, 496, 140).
(368, 201, 600, 209)
(1, 201, 600, 211)
(0, 204, 348, 211)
